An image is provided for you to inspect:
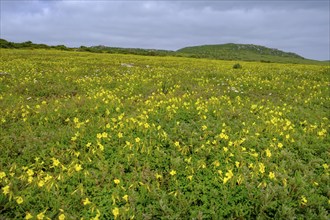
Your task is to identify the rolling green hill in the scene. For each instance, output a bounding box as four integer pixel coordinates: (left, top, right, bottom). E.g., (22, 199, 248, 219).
(176, 43, 321, 64)
(1, 39, 326, 64)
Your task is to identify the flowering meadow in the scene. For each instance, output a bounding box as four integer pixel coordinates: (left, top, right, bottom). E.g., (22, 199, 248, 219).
(0, 49, 329, 219)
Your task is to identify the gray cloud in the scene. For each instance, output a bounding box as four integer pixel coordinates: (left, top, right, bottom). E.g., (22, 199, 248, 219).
(1, 0, 329, 60)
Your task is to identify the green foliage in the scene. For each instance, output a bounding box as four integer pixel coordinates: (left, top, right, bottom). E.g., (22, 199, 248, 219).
(233, 63, 242, 69)
(0, 49, 329, 219)
(0, 39, 69, 50)
(77, 45, 176, 57)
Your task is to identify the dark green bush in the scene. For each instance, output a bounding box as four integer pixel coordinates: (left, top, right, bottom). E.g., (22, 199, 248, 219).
(233, 63, 242, 69)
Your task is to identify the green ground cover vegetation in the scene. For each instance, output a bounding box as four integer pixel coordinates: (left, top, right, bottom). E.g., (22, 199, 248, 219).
(0, 49, 329, 219)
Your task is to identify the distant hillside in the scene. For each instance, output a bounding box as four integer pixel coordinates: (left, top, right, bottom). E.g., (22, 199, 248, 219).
(177, 43, 318, 64)
(0, 39, 175, 57)
(0, 38, 69, 50)
(83, 45, 176, 56)
(1, 39, 325, 64)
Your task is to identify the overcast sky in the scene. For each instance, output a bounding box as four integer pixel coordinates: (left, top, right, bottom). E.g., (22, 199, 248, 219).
(1, 0, 329, 60)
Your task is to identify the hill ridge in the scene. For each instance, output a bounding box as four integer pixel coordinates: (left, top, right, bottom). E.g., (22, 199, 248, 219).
(1, 38, 324, 64)
(176, 43, 306, 62)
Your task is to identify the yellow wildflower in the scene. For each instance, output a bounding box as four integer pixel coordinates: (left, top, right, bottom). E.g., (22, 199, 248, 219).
(213, 160, 220, 167)
(259, 163, 265, 174)
(82, 198, 91, 205)
(112, 207, 119, 219)
(58, 213, 65, 220)
(38, 180, 45, 188)
(73, 117, 79, 123)
(219, 133, 229, 140)
(278, 143, 283, 148)
(91, 210, 101, 220)
(74, 151, 80, 157)
(118, 132, 123, 138)
(2, 185, 10, 195)
(97, 142, 104, 151)
(269, 172, 275, 179)
(122, 195, 129, 202)
(102, 132, 108, 138)
(223, 170, 233, 184)
(16, 196, 24, 204)
(250, 152, 258, 157)
(37, 212, 45, 220)
(44, 174, 52, 182)
(27, 169, 34, 176)
(155, 173, 162, 179)
(322, 164, 329, 169)
(318, 129, 326, 136)
(74, 164, 82, 172)
(301, 195, 307, 205)
(51, 158, 60, 167)
(283, 178, 287, 187)
(174, 141, 180, 147)
(258, 181, 267, 188)
(114, 179, 120, 184)
(25, 212, 33, 220)
(265, 149, 271, 157)
(28, 176, 33, 183)
(0, 171, 6, 179)
(185, 157, 192, 163)
(135, 137, 141, 143)
(144, 123, 150, 128)
(170, 170, 177, 176)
